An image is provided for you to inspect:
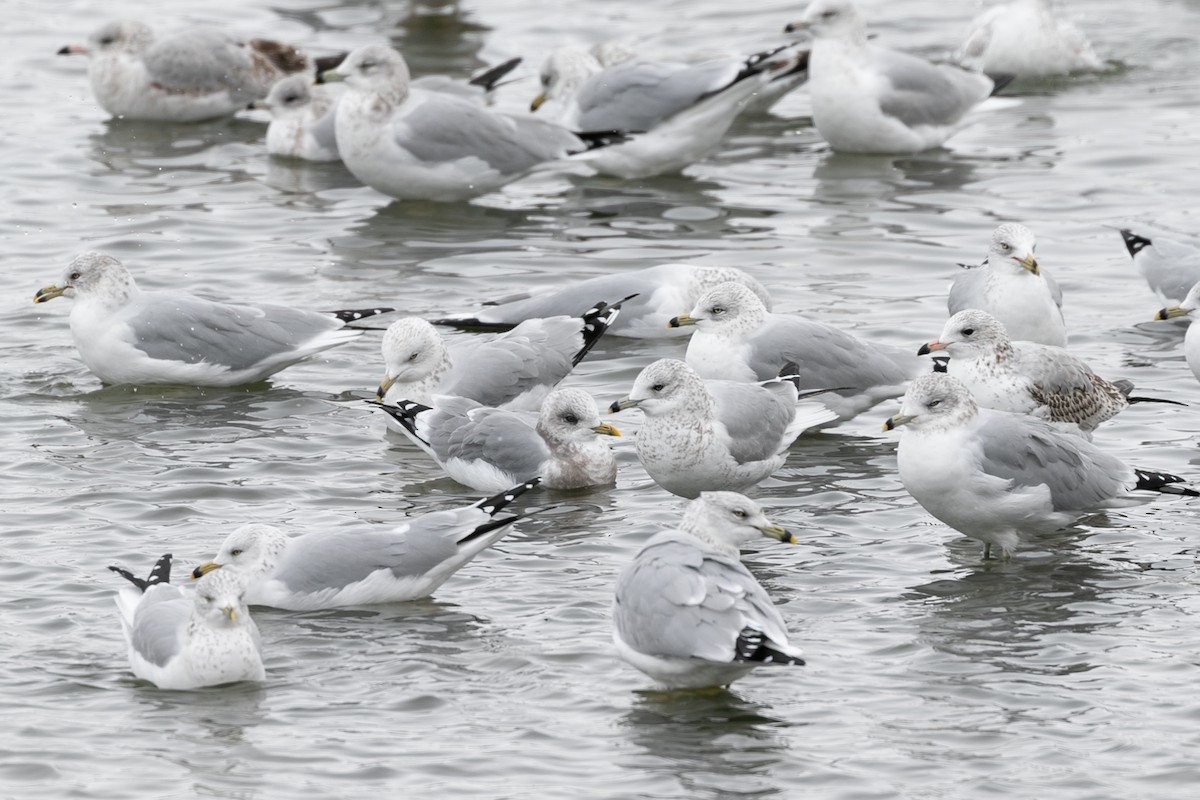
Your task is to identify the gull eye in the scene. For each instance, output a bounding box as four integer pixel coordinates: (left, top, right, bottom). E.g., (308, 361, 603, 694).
(710, 306, 725, 315)
(821, 10, 836, 19)
(283, 94, 300, 104)
(962, 327, 975, 336)
(100, 36, 115, 45)
(359, 60, 376, 71)
(69, 271, 81, 281)
(408, 351, 420, 360)
(999, 242, 1011, 251)
(562, 412, 579, 425)
(732, 509, 746, 518)
(928, 399, 942, 408)
(231, 548, 243, 557)
(651, 383, 665, 392)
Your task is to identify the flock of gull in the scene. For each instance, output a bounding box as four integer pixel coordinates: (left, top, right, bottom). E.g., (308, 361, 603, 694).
(42, 0, 1200, 692)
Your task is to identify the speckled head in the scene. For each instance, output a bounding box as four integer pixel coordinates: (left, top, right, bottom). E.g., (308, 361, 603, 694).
(85, 20, 155, 56)
(34, 252, 138, 306)
(536, 387, 618, 446)
(886, 373, 978, 432)
(988, 223, 1039, 275)
(378, 318, 449, 400)
(925, 309, 1012, 360)
(326, 44, 411, 105)
(192, 523, 290, 585)
(673, 281, 770, 335)
(679, 491, 797, 556)
(191, 567, 254, 627)
(612, 358, 709, 418)
(263, 74, 316, 114)
(531, 45, 603, 111)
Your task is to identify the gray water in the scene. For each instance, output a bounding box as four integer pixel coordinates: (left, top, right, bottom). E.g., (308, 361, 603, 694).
(5, 0, 1200, 797)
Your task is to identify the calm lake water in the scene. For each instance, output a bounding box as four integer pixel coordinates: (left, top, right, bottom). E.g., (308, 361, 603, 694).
(5, 0, 1200, 797)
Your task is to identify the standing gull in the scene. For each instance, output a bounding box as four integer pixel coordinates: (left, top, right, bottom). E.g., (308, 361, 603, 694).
(948, 223, 1066, 347)
(670, 281, 921, 421)
(612, 492, 806, 689)
(956, 0, 1101, 79)
(376, 298, 625, 409)
(609, 359, 837, 498)
(324, 45, 624, 202)
(435, 264, 772, 339)
(190, 481, 539, 610)
(884, 374, 1197, 559)
(921, 310, 1177, 436)
(58, 20, 342, 122)
(110, 555, 264, 690)
(785, 0, 1010, 153)
(1153, 283, 1200, 383)
(1119, 228, 1200, 303)
(373, 388, 619, 493)
(34, 252, 393, 387)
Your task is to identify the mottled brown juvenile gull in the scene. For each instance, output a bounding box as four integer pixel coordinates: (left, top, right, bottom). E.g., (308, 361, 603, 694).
(612, 492, 806, 689)
(191, 481, 539, 610)
(58, 20, 341, 122)
(609, 359, 837, 498)
(374, 388, 619, 493)
(1120, 228, 1200, 303)
(34, 253, 392, 387)
(948, 223, 1066, 347)
(110, 556, 264, 690)
(670, 281, 921, 422)
(884, 374, 1198, 559)
(376, 298, 625, 409)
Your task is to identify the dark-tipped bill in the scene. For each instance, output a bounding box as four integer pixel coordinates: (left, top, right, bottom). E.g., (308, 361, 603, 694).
(667, 313, 697, 329)
(917, 340, 946, 356)
(34, 284, 65, 304)
(883, 414, 914, 431)
(191, 562, 221, 580)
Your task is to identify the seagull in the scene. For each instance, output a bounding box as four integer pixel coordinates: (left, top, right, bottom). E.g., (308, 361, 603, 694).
(785, 0, 1011, 153)
(324, 44, 625, 202)
(884, 373, 1198, 559)
(1118, 228, 1200, 303)
(434, 263, 772, 339)
(612, 491, 806, 689)
(1153, 283, 1200, 384)
(373, 388, 619, 493)
(921, 310, 1179, 436)
(670, 281, 922, 421)
(58, 20, 343, 122)
(110, 555, 264, 690)
(957, 0, 1102, 79)
(376, 298, 626, 409)
(609, 358, 837, 498)
(190, 480, 540, 610)
(34, 252, 393, 387)
(948, 223, 1066, 347)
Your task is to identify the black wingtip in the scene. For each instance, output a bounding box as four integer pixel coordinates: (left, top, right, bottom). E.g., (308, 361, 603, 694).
(777, 360, 802, 391)
(571, 129, 633, 152)
(326, 307, 396, 324)
(571, 296, 633, 367)
(369, 399, 432, 441)
(988, 73, 1017, 95)
(733, 627, 806, 666)
(1117, 229, 1152, 258)
(931, 356, 950, 374)
(1134, 469, 1199, 496)
(1127, 395, 1188, 407)
(109, 553, 173, 593)
(473, 477, 543, 515)
(467, 56, 522, 90)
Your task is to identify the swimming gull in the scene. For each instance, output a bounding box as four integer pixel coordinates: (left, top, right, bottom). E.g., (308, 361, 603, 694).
(948, 223, 1066, 347)
(612, 491, 806, 689)
(110, 555, 264, 690)
(1153, 283, 1200, 383)
(609, 358, 837, 498)
(884, 373, 1198, 559)
(190, 480, 540, 610)
(785, 0, 1011, 153)
(434, 263, 772, 339)
(1119, 228, 1200, 303)
(373, 388, 619, 493)
(34, 252, 393, 387)
(324, 44, 625, 202)
(58, 20, 343, 122)
(921, 310, 1178, 436)
(670, 281, 922, 421)
(956, 0, 1101, 79)
(377, 297, 626, 408)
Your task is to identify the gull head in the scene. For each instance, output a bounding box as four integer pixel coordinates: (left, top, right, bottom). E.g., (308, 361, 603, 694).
(1155, 281, 1200, 321)
(58, 20, 153, 58)
(537, 387, 619, 447)
(679, 491, 797, 556)
(885, 373, 977, 432)
(988, 223, 1039, 275)
(786, 0, 866, 41)
(259, 74, 318, 116)
(35, 252, 137, 306)
(532, 45, 603, 112)
(324, 44, 411, 104)
(378, 318, 449, 400)
(609, 358, 707, 418)
(191, 524, 290, 583)
(192, 568, 253, 628)
(919, 310, 1010, 360)
(670, 281, 768, 335)
(689, 267, 774, 312)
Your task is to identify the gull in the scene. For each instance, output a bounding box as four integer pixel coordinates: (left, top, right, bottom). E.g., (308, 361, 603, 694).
(921, 310, 1179, 436)
(109, 555, 264, 690)
(670, 281, 922, 421)
(609, 358, 837, 498)
(376, 297, 626, 408)
(612, 491, 806, 689)
(190, 480, 539, 610)
(1153, 283, 1200, 383)
(884, 373, 1198, 559)
(1118, 228, 1200, 303)
(58, 20, 343, 122)
(948, 223, 1066, 347)
(434, 263, 772, 339)
(530, 44, 808, 176)
(373, 388, 619, 493)
(957, 0, 1102, 79)
(34, 252, 393, 387)
(785, 0, 1011, 154)
(324, 44, 625, 202)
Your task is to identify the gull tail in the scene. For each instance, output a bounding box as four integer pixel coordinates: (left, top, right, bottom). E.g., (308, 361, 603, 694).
(1117, 228, 1152, 258)
(461, 478, 544, 544)
(572, 294, 637, 367)
(108, 553, 173, 593)
(1133, 469, 1200, 497)
(468, 57, 522, 91)
(733, 627, 806, 666)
